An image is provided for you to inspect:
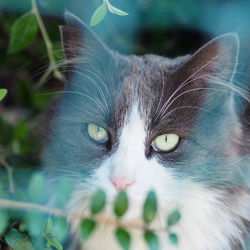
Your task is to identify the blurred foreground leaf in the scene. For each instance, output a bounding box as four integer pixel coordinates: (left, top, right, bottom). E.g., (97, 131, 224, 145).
(90, 3, 107, 26)
(0, 209, 8, 234)
(167, 209, 181, 227)
(143, 190, 157, 224)
(169, 233, 178, 245)
(115, 227, 131, 250)
(90, 189, 106, 215)
(8, 12, 38, 54)
(80, 218, 96, 240)
(144, 230, 160, 250)
(0, 89, 7, 102)
(4, 228, 34, 250)
(114, 190, 128, 217)
(28, 172, 46, 203)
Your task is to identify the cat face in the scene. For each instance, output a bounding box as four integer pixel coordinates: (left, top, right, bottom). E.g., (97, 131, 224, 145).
(43, 12, 250, 250)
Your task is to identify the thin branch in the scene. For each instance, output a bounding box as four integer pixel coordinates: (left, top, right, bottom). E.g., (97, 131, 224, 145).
(31, 0, 65, 88)
(0, 198, 166, 232)
(0, 158, 15, 194)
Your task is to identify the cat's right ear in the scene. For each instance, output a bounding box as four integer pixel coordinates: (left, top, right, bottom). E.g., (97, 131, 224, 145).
(59, 11, 111, 64)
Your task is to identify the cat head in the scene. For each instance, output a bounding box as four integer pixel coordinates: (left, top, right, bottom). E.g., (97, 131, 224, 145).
(42, 12, 250, 249)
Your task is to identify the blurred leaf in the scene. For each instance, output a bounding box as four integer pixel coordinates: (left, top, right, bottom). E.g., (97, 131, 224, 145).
(90, 189, 106, 215)
(46, 217, 53, 235)
(16, 79, 34, 108)
(169, 233, 178, 245)
(8, 12, 38, 54)
(115, 227, 131, 250)
(46, 237, 63, 250)
(143, 190, 157, 224)
(13, 120, 28, 141)
(114, 190, 128, 217)
(106, 1, 128, 16)
(4, 228, 34, 250)
(80, 218, 96, 241)
(0, 209, 8, 234)
(26, 211, 45, 236)
(28, 172, 46, 203)
(90, 3, 107, 27)
(167, 209, 181, 227)
(53, 217, 69, 242)
(55, 178, 71, 208)
(0, 89, 7, 102)
(144, 230, 160, 250)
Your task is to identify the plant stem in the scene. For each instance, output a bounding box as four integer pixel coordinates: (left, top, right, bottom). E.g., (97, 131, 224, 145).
(0, 158, 15, 194)
(0, 198, 165, 232)
(31, 0, 65, 88)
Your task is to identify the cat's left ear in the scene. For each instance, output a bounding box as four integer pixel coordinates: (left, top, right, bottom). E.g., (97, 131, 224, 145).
(180, 33, 239, 84)
(59, 11, 111, 64)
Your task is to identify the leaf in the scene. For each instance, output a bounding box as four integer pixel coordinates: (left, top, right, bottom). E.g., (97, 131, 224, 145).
(167, 209, 181, 227)
(0, 89, 7, 102)
(169, 233, 178, 245)
(13, 120, 28, 140)
(46, 217, 53, 235)
(46, 237, 63, 250)
(53, 217, 69, 242)
(80, 218, 96, 240)
(144, 230, 160, 250)
(143, 190, 157, 224)
(4, 228, 34, 250)
(26, 211, 45, 236)
(90, 3, 107, 27)
(28, 172, 46, 203)
(55, 178, 71, 208)
(115, 227, 131, 250)
(90, 189, 106, 215)
(106, 1, 128, 16)
(8, 12, 38, 54)
(0, 209, 8, 234)
(114, 190, 128, 217)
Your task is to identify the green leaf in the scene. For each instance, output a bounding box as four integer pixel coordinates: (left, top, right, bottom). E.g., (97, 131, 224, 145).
(53, 217, 69, 242)
(0, 209, 8, 234)
(168, 233, 178, 245)
(55, 178, 71, 208)
(114, 190, 128, 217)
(46, 237, 63, 250)
(13, 120, 28, 140)
(28, 172, 46, 203)
(144, 231, 160, 250)
(8, 12, 38, 54)
(106, 1, 128, 16)
(4, 228, 34, 250)
(115, 227, 131, 250)
(90, 189, 106, 215)
(26, 211, 45, 236)
(46, 217, 53, 235)
(80, 218, 96, 240)
(0, 89, 7, 102)
(90, 3, 107, 27)
(143, 190, 157, 224)
(167, 209, 181, 227)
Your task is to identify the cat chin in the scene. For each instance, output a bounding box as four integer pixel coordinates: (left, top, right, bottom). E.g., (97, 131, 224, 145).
(66, 182, 249, 250)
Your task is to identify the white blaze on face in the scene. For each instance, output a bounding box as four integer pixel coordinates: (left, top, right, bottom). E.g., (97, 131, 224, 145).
(94, 103, 175, 203)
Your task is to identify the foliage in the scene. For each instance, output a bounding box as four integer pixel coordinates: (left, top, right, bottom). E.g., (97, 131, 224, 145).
(90, 0, 128, 27)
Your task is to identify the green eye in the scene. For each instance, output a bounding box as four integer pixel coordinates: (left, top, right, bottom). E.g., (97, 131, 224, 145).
(152, 133, 180, 152)
(87, 123, 108, 143)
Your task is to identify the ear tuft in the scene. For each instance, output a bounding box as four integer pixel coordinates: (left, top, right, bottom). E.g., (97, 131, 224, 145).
(59, 11, 110, 63)
(185, 33, 239, 84)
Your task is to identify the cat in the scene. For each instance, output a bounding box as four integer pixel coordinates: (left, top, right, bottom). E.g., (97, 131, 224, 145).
(43, 12, 250, 250)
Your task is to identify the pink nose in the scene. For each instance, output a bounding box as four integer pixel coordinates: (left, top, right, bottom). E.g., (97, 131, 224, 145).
(110, 176, 135, 191)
